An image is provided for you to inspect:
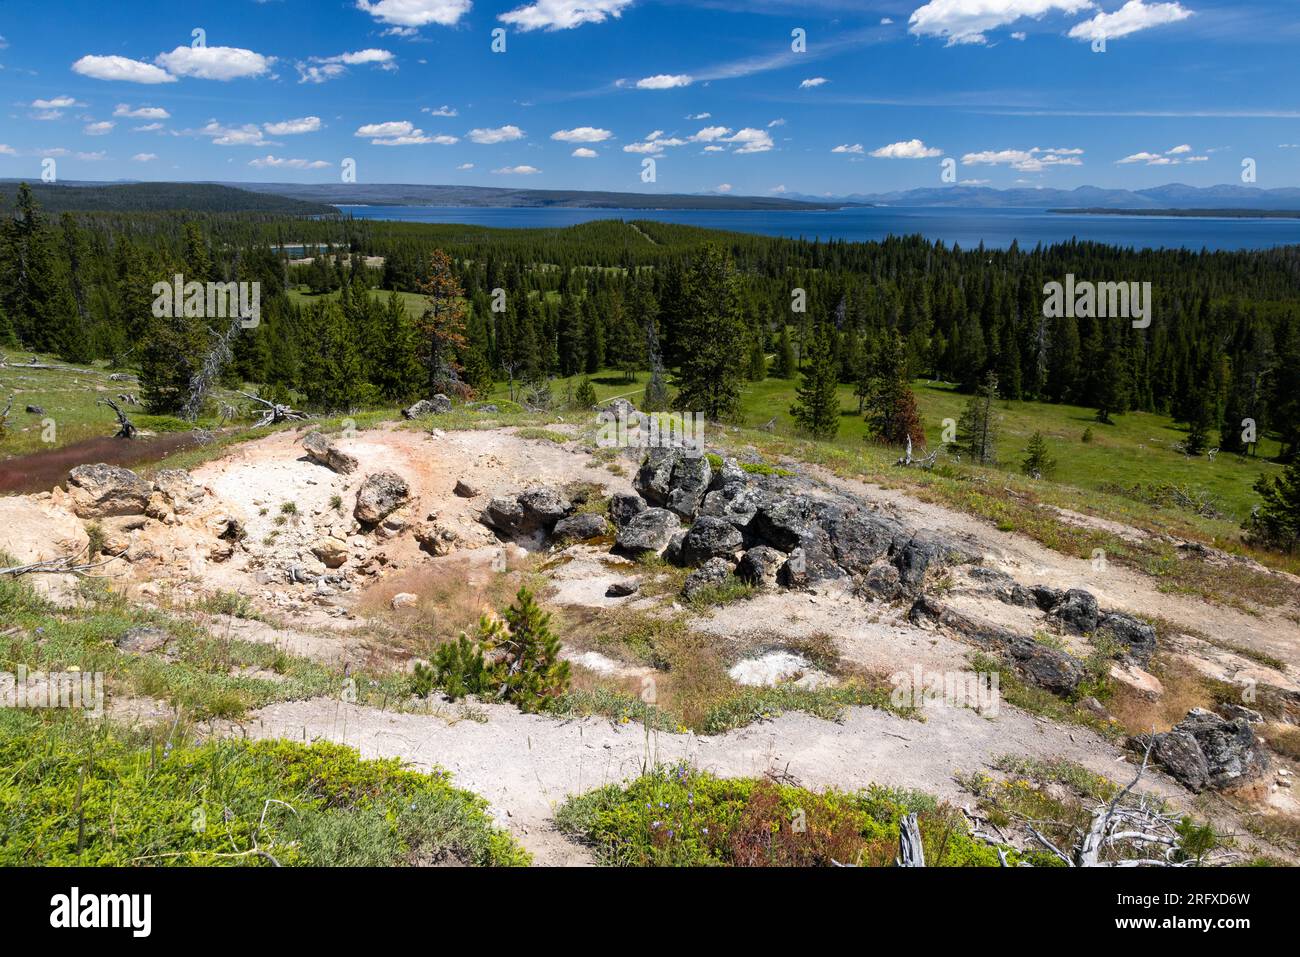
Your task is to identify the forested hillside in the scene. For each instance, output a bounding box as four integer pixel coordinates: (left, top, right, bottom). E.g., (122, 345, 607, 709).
(3, 179, 1299, 472)
(0, 181, 335, 215)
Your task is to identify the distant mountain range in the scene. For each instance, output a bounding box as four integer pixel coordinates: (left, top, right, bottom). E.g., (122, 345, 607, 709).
(786, 183, 1300, 211)
(5, 179, 1300, 215)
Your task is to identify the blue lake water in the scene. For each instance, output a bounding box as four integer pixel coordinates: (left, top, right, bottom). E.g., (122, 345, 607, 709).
(335, 205, 1300, 252)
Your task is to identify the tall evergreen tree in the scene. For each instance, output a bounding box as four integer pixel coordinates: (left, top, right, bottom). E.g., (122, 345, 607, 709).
(673, 245, 747, 420)
(790, 321, 840, 440)
(958, 371, 1001, 464)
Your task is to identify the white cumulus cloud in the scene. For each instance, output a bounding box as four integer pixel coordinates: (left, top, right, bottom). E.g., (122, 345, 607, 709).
(799, 77, 828, 88)
(114, 104, 170, 120)
(499, 0, 635, 31)
(870, 138, 942, 159)
(155, 45, 274, 81)
(468, 124, 525, 143)
(572, 147, 598, 157)
(264, 117, 322, 136)
(356, 0, 472, 27)
(910, 0, 1095, 47)
(1068, 0, 1192, 41)
(551, 126, 612, 142)
(72, 54, 176, 84)
(493, 164, 540, 174)
(636, 73, 692, 89)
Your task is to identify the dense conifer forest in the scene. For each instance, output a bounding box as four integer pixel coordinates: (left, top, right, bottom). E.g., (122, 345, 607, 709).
(3, 181, 1299, 465)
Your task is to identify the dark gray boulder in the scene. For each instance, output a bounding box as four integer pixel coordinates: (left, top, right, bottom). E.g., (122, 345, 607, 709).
(615, 508, 682, 556)
(682, 557, 735, 601)
(748, 496, 843, 582)
(1099, 613, 1158, 666)
(736, 545, 785, 589)
(1148, 709, 1270, 792)
(680, 516, 744, 565)
(864, 563, 902, 601)
(517, 487, 572, 531)
(1048, 588, 1101, 633)
(824, 508, 901, 575)
(609, 492, 647, 528)
(552, 512, 610, 542)
(633, 448, 712, 520)
(1008, 637, 1086, 696)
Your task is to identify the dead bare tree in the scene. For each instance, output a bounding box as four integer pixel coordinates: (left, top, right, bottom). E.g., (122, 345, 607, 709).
(236, 390, 310, 428)
(896, 813, 926, 867)
(0, 394, 12, 437)
(98, 396, 137, 438)
(180, 313, 245, 422)
(0, 546, 126, 579)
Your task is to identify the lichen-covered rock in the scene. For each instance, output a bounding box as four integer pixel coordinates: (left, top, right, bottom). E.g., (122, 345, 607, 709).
(1098, 613, 1158, 665)
(680, 516, 744, 565)
(1048, 588, 1101, 633)
(1008, 636, 1086, 696)
(682, 557, 735, 600)
(403, 395, 451, 418)
(517, 487, 572, 531)
(633, 448, 711, 520)
(615, 508, 682, 556)
(864, 562, 902, 601)
(749, 497, 843, 583)
(354, 471, 410, 525)
(1149, 708, 1270, 792)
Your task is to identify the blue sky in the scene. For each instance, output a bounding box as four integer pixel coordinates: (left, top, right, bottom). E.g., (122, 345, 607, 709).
(1, 0, 1298, 196)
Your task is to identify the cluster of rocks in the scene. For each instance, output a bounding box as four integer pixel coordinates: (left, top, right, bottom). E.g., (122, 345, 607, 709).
(621, 448, 978, 601)
(911, 568, 1160, 701)
(62, 463, 219, 562)
(479, 485, 610, 544)
(480, 446, 978, 604)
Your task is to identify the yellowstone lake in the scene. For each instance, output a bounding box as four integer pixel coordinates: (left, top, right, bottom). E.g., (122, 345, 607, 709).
(335, 204, 1300, 252)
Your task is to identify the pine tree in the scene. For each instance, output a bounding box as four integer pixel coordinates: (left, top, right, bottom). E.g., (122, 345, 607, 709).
(673, 245, 747, 420)
(302, 302, 367, 412)
(958, 371, 1001, 464)
(1245, 458, 1300, 553)
(864, 331, 925, 447)
(1021, 431, 1056, 479)
(573, 377, 598, 409)
(746, 336, 768, 381)
(790, 321, 840, 440)
(1094, 345, 1130, 425)
(416, 249, 468, 394)
(774, 323, 796, 378)
(643, 319, 670, 412)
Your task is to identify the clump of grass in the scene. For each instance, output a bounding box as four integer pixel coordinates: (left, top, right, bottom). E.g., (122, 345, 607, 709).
(280, 502, 298, 516)
(0, 710, 529, 866)
(330, 494, 343, 512)
(196, 590, 261, 621)
(557, 764, 1007, 867)
(515, 427, 569, 444)
(683, 574, 756, 609)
